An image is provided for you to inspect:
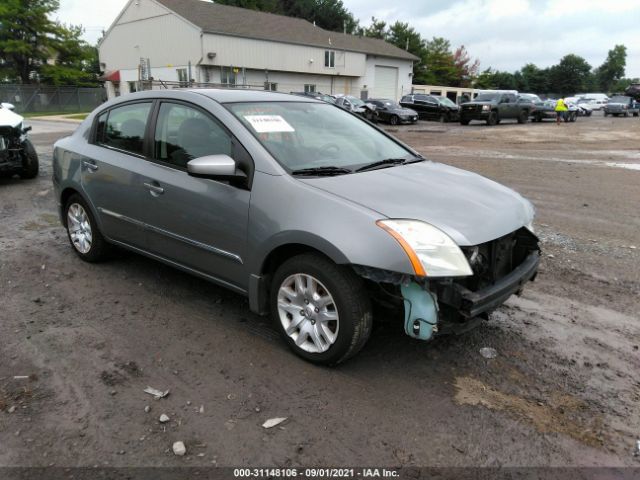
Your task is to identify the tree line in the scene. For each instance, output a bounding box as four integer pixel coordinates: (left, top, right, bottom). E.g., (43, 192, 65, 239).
(1, 0, 636, 94)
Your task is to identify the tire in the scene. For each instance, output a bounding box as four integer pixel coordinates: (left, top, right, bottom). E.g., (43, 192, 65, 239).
(19, 139, 39, 179)
(389, 115, 399, 126)
(604, 112, 608, 117)
(517, 110, 528, 124)
(460, 118, 470, 125)
(633, 112, 638, 117)
(270, 253, 373, 366)
(486, 112, 498, 126)
(571, 112, 577, 122)
(587, 111, 592, 117)
(624, 111, 629, 117)
(64, 194, 111, 262)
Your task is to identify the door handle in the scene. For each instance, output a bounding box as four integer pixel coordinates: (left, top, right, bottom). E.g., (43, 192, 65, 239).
(143, 182, 164, 196)
(83, 161, 98, 172)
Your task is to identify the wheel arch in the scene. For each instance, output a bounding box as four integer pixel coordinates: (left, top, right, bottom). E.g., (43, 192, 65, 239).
(248, 236, 351, 316)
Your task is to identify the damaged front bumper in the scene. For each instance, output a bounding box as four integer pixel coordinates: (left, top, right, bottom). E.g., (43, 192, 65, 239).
(357, 227, 540, 341)
(440, 251, 539, 318)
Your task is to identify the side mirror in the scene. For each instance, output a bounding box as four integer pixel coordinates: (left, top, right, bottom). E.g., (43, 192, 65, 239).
(187, 154, 246, 181)
(2, 102, 15, 111)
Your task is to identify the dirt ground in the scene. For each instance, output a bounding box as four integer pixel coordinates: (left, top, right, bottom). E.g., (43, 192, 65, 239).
(0, 114, 639, 469)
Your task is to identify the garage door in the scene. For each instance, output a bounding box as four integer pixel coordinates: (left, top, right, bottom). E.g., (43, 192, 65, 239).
(374, 66, 398, 100)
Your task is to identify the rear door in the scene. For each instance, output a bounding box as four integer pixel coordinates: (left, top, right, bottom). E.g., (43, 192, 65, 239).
(81, 101, 154, 248)
(138, 101, 251, 288)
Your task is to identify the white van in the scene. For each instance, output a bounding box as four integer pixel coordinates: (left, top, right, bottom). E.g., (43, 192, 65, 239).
(578, 93, 609, 110)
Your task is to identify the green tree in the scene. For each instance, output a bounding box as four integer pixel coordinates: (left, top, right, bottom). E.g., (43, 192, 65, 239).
(474, 68, 516, 90)
(0, 0, 61, 83)
(40, 25, 100, 86)
(422, 37, 457, 86)
(595, 44, 627, 93)
(216, 0, 360, 33)
(548, 54, 592, 95)
(360, 16, 387, 39)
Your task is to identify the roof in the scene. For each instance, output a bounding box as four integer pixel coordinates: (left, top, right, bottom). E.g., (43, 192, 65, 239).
(155, 0, 419, 61)
(193, 88, 319, 103)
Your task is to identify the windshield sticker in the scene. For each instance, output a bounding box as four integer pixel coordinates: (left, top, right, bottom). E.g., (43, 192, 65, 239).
(244, 115, 295, 133)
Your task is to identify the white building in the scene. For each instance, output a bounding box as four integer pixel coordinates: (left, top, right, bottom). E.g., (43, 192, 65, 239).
(99, 0, 418, 100)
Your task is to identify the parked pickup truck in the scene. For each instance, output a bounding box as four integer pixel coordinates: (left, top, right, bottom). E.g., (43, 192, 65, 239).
(603, 95, 639, 117)
(460, 92, 533, 126)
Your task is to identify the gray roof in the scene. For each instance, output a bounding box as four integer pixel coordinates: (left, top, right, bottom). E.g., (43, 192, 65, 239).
(155, 0, 418, 61)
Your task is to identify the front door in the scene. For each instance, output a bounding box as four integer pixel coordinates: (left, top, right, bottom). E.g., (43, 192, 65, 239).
(139, 101, 251, 289)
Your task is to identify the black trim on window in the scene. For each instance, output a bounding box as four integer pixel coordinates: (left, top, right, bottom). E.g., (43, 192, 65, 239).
(89, 99, 155, 158)
(148, 99, 255, 189)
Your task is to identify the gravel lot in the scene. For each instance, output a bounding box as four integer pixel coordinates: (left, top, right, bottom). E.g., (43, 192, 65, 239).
(1, 113, 638, 468)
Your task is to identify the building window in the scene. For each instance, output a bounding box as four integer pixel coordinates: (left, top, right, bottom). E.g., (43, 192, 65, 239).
(264, 82, 277, 91)
(177, 68, 188, 85)
(324, 50, 335, 68)
(304, 84, 316, 93)
(128, 81, 138, 93)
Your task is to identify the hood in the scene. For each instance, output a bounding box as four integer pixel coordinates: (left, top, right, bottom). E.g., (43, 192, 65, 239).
(0, 107, 24, 129)
(300, 161, 534, 246)
(394, 108, 417, 116)
(463, 101, 495, 106)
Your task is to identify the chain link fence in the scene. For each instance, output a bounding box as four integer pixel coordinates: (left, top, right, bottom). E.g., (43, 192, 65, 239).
(0, 84, 107, 114)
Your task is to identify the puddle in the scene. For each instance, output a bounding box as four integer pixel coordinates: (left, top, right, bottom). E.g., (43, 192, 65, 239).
(454, 376, 606, 447)
(605, 163, 640, 171)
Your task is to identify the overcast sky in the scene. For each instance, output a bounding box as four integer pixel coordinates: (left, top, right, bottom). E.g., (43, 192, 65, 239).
(57, 0, 640, 77)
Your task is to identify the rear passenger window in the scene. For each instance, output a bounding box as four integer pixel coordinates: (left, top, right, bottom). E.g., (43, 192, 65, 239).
(100, 102, 152, 155)
(154, 103, 232, 168)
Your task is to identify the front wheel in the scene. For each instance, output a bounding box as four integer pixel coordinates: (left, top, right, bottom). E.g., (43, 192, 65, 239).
(460, 118, 470, 125)
(389, 115, 399, 126)
(64, 194, 111, 262)
(19, 139, 39, 179)
(486, 112, 498, 126)
(270, 253, 372, 365)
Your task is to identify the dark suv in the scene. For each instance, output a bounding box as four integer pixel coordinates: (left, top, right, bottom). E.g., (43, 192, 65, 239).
(400, 94, 460, 122)
(460, 92, 532, 126)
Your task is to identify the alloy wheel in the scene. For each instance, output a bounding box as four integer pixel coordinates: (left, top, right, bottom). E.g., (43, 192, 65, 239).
(277, 273, 339, 353)
(67, 203, 93, 254)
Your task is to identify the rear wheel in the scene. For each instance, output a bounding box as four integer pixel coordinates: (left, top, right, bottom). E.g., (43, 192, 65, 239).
(19, 139, 39, 179)
(517, 110, 528, 124)
(460, 118, 470, 125)
(64, 194, 111, 262)
(624, 111, 629, 117)
(270, 253, 372, 366)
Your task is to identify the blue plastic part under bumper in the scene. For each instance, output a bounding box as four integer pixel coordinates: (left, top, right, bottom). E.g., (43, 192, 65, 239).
(401, 282, 438, 341)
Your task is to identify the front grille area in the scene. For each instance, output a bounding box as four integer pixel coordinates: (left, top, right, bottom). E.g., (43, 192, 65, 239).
(460, 227, 539, 291)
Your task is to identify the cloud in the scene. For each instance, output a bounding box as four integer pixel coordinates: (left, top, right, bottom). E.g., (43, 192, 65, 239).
(348, 0, 640, 78)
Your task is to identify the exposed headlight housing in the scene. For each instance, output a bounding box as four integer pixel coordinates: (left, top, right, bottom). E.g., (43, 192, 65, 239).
(377, 220, 473, 277)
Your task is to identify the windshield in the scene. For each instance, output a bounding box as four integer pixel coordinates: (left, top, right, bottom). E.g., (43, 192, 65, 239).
(577, 98, 593, 104)
(609, 96, 629, 103)
(343, 96, 365, 107)
(434, 96, 457, 108)
(382, 101, 401, 109)
(227, 102, 413, 172)
(474, 93, 499, 102)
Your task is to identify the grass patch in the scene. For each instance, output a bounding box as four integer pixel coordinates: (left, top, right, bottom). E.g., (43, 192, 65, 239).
(65, 113, 89, 120)
(22, 111, 90, 118)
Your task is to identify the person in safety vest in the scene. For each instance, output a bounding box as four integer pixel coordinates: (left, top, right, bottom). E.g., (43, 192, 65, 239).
(555, 98, 568, 124)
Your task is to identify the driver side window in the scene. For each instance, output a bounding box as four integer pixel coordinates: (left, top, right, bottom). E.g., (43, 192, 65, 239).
(154, 103, 231, 168)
